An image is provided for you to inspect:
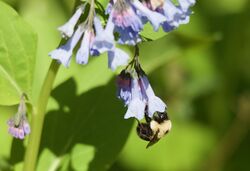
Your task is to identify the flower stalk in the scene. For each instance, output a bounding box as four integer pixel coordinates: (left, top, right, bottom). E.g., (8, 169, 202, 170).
(23, 60, 60, 171)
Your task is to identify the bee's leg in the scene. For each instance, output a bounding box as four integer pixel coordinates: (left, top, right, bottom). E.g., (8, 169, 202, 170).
(145, 113, 152, 123)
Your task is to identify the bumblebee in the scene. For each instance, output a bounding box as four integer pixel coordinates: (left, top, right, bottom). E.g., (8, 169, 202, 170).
(136, 112, 172, 148)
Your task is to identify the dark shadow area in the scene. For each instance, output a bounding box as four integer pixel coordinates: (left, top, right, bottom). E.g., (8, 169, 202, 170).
(39, 78, 134, 171)
(8, 138, 25, 170)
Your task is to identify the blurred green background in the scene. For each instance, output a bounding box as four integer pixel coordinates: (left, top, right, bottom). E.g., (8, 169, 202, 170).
(0, 0, 250, 171)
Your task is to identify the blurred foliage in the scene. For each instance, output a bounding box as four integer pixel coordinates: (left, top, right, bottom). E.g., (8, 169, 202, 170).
(0, 0, 250, 171)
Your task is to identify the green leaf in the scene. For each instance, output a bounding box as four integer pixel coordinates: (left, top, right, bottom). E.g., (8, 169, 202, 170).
(0, 1, 37, 105)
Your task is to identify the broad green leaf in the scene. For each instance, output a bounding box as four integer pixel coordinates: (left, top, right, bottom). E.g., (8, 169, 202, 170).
(0, 1, 37, 105)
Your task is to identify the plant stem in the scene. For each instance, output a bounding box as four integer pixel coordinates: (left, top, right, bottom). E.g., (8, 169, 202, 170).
(23, 60, 60, 171)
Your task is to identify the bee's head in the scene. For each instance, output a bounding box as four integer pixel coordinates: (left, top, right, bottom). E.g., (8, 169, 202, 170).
(153, 112, 169, 123)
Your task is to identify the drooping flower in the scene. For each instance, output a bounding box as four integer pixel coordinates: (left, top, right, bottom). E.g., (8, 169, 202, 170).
(132, 0, 166, 31)
(139, 75, 166, 117)
(49, 25, 85, 67)
(159, 0, 195, 32)
(117, 67, 167, 120)
(116, 70, 133, 105)
(124, 77, 147, 120)
(115, 27, 141, 45)
(91, 16, 130, 69)
(108, 47, 130, 70)
(107, 0, 143, 45)
(58, 5, 86, 38)
(76, 29, 95, 64)
(7, 94, 30, 139)
(91, 16, 115, 54)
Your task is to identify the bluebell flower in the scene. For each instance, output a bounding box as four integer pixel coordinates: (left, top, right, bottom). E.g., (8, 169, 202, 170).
(124, 78, 147, 120)
(76, 29, 95, 65)
(91, 17, 129, 70)
(7, 95, 30, 139)
(106, 0, 143, 45)
(159, 0, 195, 32)
(115, 27, 141, 45)
(117, 67, 167, 120)
(132, 0, 166, 31)
(108, 47, 129, 70)
(139, 75, 166, 117)
(91, 16, 115, 54)
(116, 70, 132, 105)
(49, 25, 85, 67)
(58, 5, 86, 38)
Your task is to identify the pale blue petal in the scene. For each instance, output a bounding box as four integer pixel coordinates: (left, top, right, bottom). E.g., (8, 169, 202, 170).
(124, 98, 146, 120)
(58, 5, 85, 38)
(94, 16, 104, 35)
(132, 0, 166, 31)
(140, 76, 166, 117)
(124, 78, 146, 120)
(92, 16, 115, 53)
(49, 26, 84, 67)
(108, 48, 129, 71)
(76, 30, 91, 64)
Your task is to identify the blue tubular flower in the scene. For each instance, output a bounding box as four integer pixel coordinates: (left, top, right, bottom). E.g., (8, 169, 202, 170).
(58, 5, 85, 38)
(116, 70, 132, 105)
(8, 116, 30, 139)
(124, 78, 146, 120)
(115, 27, 141, 45)
(91, 16, 115, 54)
(7, 95, 30, 139)
(76, 29, 95, 64)
(108, 47, 129, 70)
(139, 75, 166, 117)
(160, 0, 195, 32)
(49, 25, 85, 67)
(106, 0, 143, 45)
(132, 0, 166, 31)
(111, 0, 143, 32)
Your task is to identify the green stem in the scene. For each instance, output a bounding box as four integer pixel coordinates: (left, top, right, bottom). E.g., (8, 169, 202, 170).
(23, 60, 60, 171)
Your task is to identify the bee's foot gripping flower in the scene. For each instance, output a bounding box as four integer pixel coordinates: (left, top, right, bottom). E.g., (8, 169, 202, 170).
(7, 94, 30, 139)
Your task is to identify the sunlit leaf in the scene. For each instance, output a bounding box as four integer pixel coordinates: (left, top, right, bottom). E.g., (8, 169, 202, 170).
(0, 1, 37, 105)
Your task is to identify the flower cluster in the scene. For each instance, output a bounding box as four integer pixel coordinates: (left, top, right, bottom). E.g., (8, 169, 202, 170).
(49, 1, 130, 70)
(116, 49, 166, 120)
(49, 0, 195, 69)
(7, 94, 30, 139)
